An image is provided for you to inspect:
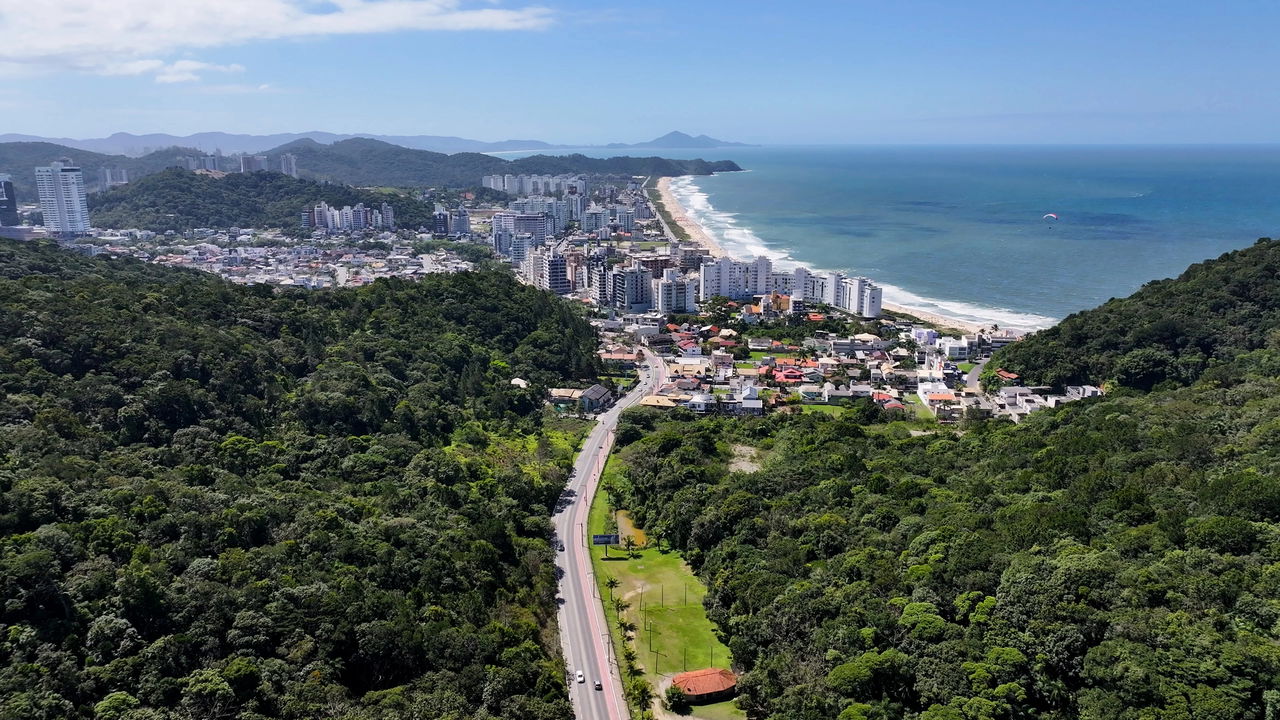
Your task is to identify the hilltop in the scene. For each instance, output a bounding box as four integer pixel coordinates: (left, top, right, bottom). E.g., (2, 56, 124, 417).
(989, 237, 1280, 389)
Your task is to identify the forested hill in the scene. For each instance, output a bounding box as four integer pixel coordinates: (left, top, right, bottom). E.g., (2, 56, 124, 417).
(88, 168, 437, 232)
(0, 239, 601, 719)
(0, 138, 743, 200)
(991, 237, 1280, 389)
(264, 138, 743, 188)
(608, 239, 1280, 719)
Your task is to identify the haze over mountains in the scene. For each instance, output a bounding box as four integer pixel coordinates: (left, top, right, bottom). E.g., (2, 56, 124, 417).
(0, 130, 756, 157)
(0, 137, 743, 201)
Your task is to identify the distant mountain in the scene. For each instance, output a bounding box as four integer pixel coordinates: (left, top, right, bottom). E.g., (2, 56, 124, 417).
(0, 130, 755, 157)
(611, 131, 757, 149)
(257, 138, 742, 188)
(0, 137, 742, 210)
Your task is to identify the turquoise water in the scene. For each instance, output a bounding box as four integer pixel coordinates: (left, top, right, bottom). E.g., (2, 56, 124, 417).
(503, 146, 1280, 329)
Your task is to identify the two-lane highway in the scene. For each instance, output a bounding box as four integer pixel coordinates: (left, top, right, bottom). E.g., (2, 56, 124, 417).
(554, 350, 665, 720)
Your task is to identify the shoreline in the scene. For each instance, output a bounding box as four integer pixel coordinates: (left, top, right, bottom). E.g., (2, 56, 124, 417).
(655, 177, 727, 258)
(657, 175, 999, 335)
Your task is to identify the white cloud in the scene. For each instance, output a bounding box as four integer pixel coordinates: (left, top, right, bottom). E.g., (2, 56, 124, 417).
(154, 61, 246, 83)
(0, 0, 552, 79)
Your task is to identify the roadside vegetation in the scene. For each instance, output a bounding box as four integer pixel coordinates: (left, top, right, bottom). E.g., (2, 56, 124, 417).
(0, 239, 603, 719)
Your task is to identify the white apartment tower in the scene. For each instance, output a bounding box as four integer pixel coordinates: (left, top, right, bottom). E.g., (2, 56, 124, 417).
(279, 154, 299, 178)
(35, 162, 90, 233)
(654, 268, 699, 314)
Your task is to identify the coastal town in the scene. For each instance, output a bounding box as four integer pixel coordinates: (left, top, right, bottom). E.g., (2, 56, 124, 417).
(0, 158, 1098, 424)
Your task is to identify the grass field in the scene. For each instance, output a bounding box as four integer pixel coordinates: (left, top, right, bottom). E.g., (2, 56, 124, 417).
(958, 362, 976, 373)
(903, 393, 937, 419)
(588, 458, 743, 719)
(798, 403, 844, 416)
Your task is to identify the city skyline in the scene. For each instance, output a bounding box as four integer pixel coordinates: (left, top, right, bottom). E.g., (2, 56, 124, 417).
(2, 1, 1279, 144)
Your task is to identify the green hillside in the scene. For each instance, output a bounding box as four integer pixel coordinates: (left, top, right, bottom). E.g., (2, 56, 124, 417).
(0, 137, 743, 206)
(608, 239, 1280, 720)
(88, 168, 436, 231)
(990, 238, 1280, 390)
(0, 142, 192, 200)
(0, 239, 601, 718)
(261, 138, 741, 187)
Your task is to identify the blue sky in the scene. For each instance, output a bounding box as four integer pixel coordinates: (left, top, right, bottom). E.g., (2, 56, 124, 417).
(2, 0, 1278, 144)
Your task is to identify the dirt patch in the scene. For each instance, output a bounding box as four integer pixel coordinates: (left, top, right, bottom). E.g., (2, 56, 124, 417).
(728, 445, 761, 473)
(616, 510, 647, 545)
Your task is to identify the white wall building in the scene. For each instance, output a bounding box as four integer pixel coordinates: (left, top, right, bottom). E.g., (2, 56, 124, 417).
(654, 268, 699, 314)
(35, 162, 90, 233)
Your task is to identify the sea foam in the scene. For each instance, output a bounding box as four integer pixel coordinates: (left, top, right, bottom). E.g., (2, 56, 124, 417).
(667, 176, 1059, 331)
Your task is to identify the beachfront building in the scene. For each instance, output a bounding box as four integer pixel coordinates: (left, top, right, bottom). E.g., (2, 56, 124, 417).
(699, 255, 884, 317)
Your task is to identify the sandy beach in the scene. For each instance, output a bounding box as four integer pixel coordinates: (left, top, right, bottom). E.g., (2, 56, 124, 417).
(655, 177, 727, 258)
(657, 176, 997, 335)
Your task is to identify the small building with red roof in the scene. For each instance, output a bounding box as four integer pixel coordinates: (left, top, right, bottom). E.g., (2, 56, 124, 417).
(671, 668, 737, 704)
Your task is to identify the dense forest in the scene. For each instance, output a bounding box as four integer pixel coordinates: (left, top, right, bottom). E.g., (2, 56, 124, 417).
(990, 238, 1280, 390)
(0, 239, 603, 719)
(0, 138, 742, 204)
(88, 169, 437, 232)
(608, 239, 1280, 720)
(263, 138, 742, 188)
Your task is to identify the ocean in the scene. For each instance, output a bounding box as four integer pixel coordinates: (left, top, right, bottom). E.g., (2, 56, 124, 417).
(503, 146, 1280, 329)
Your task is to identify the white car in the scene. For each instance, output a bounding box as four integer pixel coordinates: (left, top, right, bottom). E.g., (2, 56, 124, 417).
(575, 670, 585, 684)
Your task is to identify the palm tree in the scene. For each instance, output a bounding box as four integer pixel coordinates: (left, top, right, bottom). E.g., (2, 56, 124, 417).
(613, 597, 631, 615)
(605, 575, 621, 601)
(622, 534, 637, 558)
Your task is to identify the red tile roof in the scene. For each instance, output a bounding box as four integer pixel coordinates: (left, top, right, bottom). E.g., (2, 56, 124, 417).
(673, 668, 736, 698)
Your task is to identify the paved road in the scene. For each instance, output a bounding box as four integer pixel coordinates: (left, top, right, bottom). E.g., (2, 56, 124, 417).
(965, 355, 990, 393)
(554, 351, 665, 720)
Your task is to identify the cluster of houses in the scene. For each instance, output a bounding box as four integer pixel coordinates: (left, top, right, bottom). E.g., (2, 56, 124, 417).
(557, 308, 1105, 424)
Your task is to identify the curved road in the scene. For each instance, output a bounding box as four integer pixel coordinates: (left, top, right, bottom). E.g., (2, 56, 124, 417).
(555, 350, 665, 720)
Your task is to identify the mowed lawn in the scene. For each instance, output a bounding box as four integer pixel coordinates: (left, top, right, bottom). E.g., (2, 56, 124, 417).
(588, 457, 743, 719)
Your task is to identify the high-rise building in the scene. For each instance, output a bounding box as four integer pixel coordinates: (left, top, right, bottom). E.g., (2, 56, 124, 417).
(240, 155, 268, 173)
(98, 167, 129, 188)
(279, 154, 298, 178)
(513, 213, 551, 244)
(607, 261, 654, 312)
(581, 206, 609, 232)
(654, 268, 699, 313)
(433, 210, 450, 236)
(380, 202, 395, 230)
(0, 174, 18, 226)
(35, 162, 90, 234)
(449, 206, 471, 236)
(198, 155, 220, 171)
(511, 233, 533, 262)
(540, 250, 571, 295)
(615, 208, 636, 232)
(492, 230, 513, 256)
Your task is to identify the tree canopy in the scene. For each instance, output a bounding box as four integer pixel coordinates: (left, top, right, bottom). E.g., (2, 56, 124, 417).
(606, 238, 1280, 720)
(991, 237, 1280, 390)
(88, 169, 437, 232)
(0, 239, 601, 719)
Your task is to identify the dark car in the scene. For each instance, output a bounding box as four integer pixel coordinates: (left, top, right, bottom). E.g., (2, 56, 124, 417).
(558, 542, 565, 551)
(594, 681, 602, 691)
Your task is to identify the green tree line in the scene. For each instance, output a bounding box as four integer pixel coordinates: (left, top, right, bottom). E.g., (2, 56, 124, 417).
(605, 239, 1280, 720)
(0, 239, 603, 719)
